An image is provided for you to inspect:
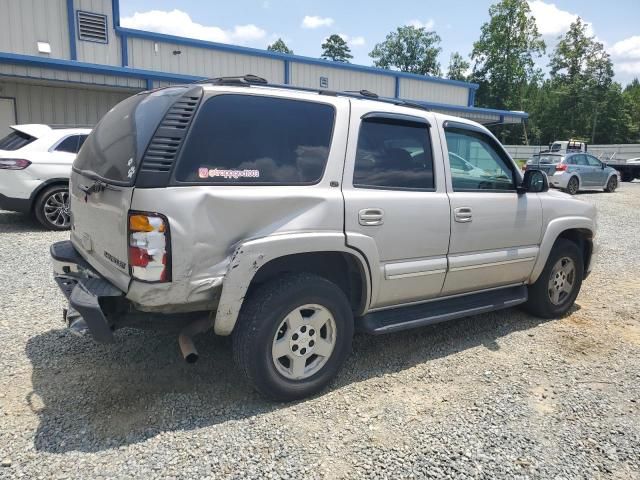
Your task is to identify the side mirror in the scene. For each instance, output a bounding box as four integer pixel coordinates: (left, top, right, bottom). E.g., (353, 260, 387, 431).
(518, 169, 549, 194)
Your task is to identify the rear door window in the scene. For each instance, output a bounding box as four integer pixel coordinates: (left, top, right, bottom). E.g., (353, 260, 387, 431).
(55, 134, 88, 154)
(0, 130, 36, 151)
(353, 118, 434, 190)
(175, 95, 335, 184)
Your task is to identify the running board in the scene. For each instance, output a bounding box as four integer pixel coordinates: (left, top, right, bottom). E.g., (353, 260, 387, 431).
(359, 285, 528, 335)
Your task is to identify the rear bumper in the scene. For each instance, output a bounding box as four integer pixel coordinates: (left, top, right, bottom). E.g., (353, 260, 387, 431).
(51, 240, 124, 343)
(548, 172, 570, 189)
(0, 193, 32, 213)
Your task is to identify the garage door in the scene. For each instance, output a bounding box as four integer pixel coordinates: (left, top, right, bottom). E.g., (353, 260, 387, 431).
(0, 97, 17, 137)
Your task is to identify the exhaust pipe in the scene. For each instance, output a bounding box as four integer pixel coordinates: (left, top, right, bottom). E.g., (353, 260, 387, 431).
(178, 316, 212, 363)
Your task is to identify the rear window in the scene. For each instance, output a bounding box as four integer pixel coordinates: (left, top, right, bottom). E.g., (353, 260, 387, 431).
(74, 87, 189, 185)
(175, 95, 335, 184)
(0, 130, 36, 151)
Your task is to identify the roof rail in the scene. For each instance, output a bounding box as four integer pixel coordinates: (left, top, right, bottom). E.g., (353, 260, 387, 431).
(196, 75, 431, 113)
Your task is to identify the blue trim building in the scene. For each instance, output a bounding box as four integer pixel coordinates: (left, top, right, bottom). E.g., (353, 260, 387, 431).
(0, 0, 527, 132)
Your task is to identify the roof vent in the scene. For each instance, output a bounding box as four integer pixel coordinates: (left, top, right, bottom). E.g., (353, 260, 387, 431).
(77, 11, 108, 43)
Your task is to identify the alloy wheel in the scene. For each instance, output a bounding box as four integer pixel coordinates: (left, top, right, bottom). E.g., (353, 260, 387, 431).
(271, 304, 337, 380)
(547, 256, 576, 305)
(43, 190, 71, 228)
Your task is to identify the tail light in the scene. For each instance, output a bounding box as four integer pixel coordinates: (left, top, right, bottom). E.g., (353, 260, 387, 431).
(0, 158, 31, 170)
(555, 163, 568, 171)
(128, 212, 171, 282)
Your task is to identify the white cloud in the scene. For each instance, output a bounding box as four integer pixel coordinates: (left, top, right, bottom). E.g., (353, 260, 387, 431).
(121, 9, 266, 45)
(527, 1, 593, 38)
(301, 15, 334, 29)
(407, 19, 435, 30)
(338, 33, 366, 48)
(611, 36, 640, 78)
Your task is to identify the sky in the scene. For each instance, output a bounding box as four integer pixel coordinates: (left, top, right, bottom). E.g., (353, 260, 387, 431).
(119, 0, 640, 85)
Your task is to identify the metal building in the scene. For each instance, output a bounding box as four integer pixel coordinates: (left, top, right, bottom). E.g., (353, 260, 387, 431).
(0, 0, 528, 135)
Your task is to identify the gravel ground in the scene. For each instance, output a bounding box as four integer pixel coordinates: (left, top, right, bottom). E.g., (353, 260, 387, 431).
(1, 184, 639, 479)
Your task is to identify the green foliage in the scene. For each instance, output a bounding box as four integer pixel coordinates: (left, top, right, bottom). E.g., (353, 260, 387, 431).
(447, 52, 470, 81)
(267, 38, 293, 55)
(369, 26, 442, 76)
(321, 34, 353, 63)
(471, 0, 545, 113)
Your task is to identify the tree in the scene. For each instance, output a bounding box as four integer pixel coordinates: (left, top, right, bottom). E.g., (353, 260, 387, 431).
(547, 18, 615, 142)
(471, 0, 545, 114)
(447, 52, 470, 81)
(369, 26, 442, 76)
(321, 34, 353, 62)
(267, 38, 293, 55)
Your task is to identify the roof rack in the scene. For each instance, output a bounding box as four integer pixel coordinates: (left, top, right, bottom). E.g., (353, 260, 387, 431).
(195, 75, 431, 112)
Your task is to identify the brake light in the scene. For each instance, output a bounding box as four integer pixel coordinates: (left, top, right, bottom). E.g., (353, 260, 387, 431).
(0, 158, 31, 170)
(128, 212, 171, 282)
(555, 163, 568, 171)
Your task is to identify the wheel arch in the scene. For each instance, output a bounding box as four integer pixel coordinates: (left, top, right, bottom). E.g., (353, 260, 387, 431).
(29, 178, 69, 212)
(530, 219, 595, 283)
(214, 233, 372, 335)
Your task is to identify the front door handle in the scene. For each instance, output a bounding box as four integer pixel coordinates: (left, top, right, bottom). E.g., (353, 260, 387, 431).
(454, 206, 472, 223)
(359, 208, 384, 226)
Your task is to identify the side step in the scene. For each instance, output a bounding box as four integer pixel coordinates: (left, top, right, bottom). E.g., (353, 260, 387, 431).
(359, 285, 528, 335)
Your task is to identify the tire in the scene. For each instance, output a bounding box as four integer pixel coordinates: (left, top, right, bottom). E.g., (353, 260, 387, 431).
(564, 176, 579, 195)
(620, 171, 634, 182)
(604, 175, 618, 193)
(232, 273, 354, 401)
(523, 238, 584, 319)
(34, 185, 71, 230)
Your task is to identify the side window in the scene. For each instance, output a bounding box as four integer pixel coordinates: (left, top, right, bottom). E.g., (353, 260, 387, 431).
(353, 118, 434, 190)
(55, 135, 84, 154)
(585, 155, 601, 167)
(573, 154, 588, 166)
(444, 127, 515, 191)
(175, 95, 335, 184)
(565, 156, 576, 165)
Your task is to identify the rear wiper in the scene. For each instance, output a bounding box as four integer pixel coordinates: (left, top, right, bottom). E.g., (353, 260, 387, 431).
(78, 180, 119, 196)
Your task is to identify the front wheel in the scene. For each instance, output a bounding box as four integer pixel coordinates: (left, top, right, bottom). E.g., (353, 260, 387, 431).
(564, 176, 579, 195)
(34, 185, 71, 230)
(523, 239, 584, 319)
(232, 273, 354, 401)
(605, 175, 618, 192)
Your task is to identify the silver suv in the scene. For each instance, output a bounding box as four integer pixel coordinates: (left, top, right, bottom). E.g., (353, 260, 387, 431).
(525, 152, 619, 195)
(50, 77, 597, 400)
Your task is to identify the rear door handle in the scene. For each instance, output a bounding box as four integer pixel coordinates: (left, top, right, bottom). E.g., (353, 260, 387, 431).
(359, 208, 384, 226)
(454, 207, 472, 223)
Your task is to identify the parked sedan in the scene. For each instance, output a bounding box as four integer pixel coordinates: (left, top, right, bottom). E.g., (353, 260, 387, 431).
(525, 152, 620, 195)
(0, 124, 91, 229)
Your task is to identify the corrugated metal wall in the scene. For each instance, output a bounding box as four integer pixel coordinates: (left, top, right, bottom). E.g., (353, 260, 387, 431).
(128, 38, 285, 83)
(0, 0, 70, 58)
(290, 63, 395, 97)
(399, 78, 468, 106)
(74, 0, 122, 66)
(0, 64, 145, 89)
(0, 78, 134, 126)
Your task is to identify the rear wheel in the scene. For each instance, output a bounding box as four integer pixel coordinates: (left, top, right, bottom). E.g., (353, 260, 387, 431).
(232, 273, 354, 401)
(523, 239, 583, 319)
(564, 176, 579, 195)
(605, 175, 618, 192)
(34, 185, 71, 230)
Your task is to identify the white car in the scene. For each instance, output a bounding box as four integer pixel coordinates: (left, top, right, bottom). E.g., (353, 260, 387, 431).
(0, 124, 91, 229)
(448, 152, 488, 177)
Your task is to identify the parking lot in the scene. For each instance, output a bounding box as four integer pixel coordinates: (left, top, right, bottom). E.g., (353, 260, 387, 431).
(0, 185, 639, 479)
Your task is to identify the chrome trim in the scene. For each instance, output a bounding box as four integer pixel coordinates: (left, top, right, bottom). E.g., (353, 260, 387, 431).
(387, 269, 447, 280)
(449, 256, 536, 272)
